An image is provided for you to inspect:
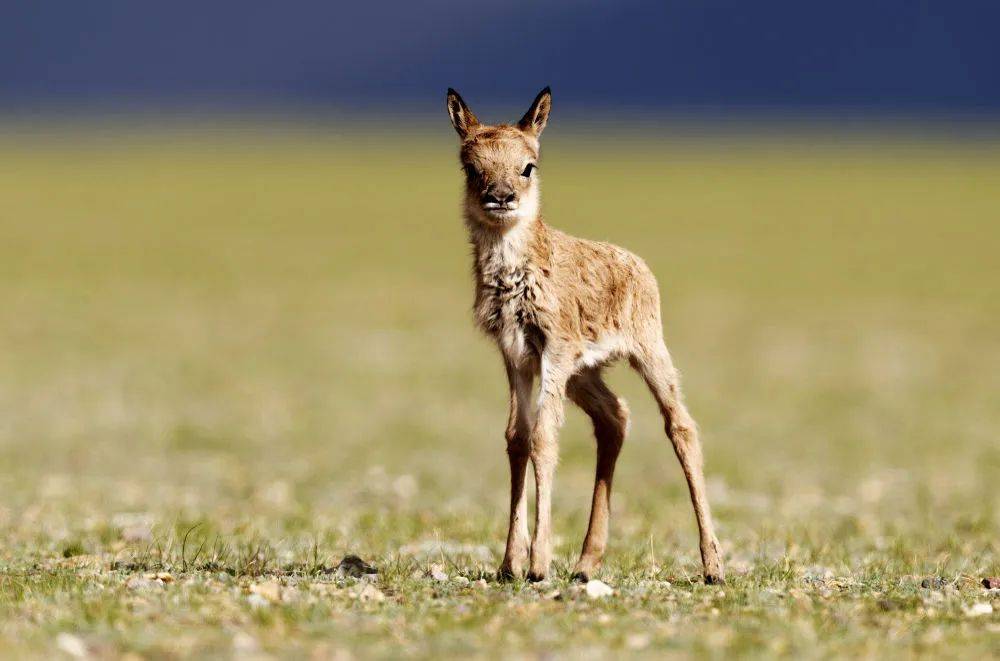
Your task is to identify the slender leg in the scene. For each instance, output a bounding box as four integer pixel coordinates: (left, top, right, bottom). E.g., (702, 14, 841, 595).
(526, 353, 571, 581)
(634, 343, 725, 584)
(566, 369, 630, 581)
(498, 361, 534, 580)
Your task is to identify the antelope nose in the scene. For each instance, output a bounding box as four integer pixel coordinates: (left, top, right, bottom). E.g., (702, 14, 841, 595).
(484, 189, 517, 206)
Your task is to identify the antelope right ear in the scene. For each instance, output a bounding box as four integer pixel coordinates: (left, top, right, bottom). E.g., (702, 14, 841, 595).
(518, 87, 552, 137)
(446, 88, 479, 139)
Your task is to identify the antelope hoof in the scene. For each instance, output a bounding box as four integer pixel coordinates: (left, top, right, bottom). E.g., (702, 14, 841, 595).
(570, 557, 600, 582)
(702, 538, 725, 584)
(526, 570, 548, 583)
(497, 564, 525, 583)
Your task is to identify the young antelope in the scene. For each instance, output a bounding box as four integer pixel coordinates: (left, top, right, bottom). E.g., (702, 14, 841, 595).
(447, 87, 724, 584)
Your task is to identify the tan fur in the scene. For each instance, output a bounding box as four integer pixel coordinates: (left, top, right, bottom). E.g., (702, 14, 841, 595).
(447, 88, 724, 584)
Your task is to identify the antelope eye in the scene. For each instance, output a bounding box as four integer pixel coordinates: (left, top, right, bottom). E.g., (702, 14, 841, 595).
(463, 164, 477, 179)
(521, 163, 536, 177)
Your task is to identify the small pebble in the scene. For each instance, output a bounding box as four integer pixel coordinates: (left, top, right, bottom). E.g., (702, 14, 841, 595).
(963, 602, 993, 617)
(585, 579, 614, 599)
(335, 555, 377, 578)
(55, 633, 88, 659)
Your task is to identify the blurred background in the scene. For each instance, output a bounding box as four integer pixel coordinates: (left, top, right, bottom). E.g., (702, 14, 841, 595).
(1, 1, 998, 656)
(3, 1, 1000, 113)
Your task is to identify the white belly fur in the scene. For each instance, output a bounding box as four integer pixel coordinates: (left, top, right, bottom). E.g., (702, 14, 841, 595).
(575, 334, 624, 370)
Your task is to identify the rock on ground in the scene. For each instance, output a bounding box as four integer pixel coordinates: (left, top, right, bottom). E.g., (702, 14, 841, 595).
(335, 555, 377, 578)
(585, 580, 614, 599)
(55, 633, 88, 659)
(427, 564, 449, 582)
(963, 602, 993, 617)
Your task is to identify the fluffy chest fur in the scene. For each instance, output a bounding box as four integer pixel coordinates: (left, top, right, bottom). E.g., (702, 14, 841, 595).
(471, 226, 546, 366)
(475, 262, 544, 365)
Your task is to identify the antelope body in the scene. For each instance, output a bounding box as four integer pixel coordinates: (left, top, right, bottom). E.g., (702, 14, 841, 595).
(447, 87, 724, 584)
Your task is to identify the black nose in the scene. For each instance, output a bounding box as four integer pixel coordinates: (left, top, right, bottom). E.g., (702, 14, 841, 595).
(484, 190, 517, 205)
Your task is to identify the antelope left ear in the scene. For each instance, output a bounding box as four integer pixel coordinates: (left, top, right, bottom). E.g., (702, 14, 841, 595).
(446, 88, 479, 140)
(518, 86, 552, 137)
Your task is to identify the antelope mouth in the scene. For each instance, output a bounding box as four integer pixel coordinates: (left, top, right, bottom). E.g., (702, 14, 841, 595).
(482, 204, 519, 217)
(471, 200, 522, 225)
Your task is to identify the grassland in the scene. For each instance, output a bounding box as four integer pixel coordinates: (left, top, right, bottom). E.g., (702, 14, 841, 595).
(0, 122, 998, 658)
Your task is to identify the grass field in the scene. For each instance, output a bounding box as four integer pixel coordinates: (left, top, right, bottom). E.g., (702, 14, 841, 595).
(1, 122, 998, 658)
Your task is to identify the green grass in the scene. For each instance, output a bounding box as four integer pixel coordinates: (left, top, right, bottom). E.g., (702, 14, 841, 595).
(0, 124, 998, 658)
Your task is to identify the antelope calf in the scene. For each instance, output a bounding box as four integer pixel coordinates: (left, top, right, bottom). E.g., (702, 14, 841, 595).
(446, 87, 724, 584)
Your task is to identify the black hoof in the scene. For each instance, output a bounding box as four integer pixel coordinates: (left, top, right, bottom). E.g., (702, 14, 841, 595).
(570, 571, 590, 583)
(496, 568, 520, 583)
(526, 571, 547, 583)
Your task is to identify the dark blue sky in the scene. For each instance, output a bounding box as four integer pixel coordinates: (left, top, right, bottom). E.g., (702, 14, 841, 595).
(2, 1, 998, 113)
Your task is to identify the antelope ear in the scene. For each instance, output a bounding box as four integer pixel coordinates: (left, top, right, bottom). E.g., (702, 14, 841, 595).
(518, 87, 552, 136)
(446, 88, 479, 139)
